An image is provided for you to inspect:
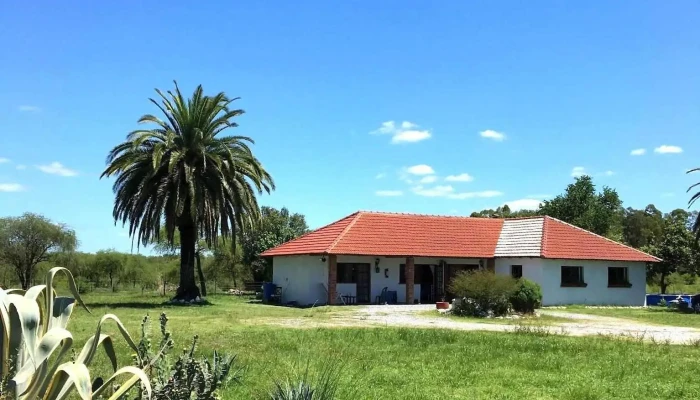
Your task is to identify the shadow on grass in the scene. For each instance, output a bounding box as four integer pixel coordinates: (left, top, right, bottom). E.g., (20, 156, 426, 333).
(87, 301, 214, 309)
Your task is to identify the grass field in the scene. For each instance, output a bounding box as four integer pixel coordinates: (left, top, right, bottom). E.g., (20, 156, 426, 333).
(66, 291, 700, 399)
(560, 305, 700, 328)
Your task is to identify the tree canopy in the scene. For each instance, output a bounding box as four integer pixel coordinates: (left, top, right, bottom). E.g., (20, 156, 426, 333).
(0, 213, 77, 289)
(241, 206, 309, 281)
(539, 176, 622, 237)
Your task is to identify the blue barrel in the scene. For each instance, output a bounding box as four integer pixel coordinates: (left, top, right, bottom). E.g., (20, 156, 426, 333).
(262, 282, 276, 302)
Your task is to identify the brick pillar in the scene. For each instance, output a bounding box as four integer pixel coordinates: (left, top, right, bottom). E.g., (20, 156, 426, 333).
(328, 254, 337, 305)
(405, 256, 414, 304)
(486, 258, 495, 273)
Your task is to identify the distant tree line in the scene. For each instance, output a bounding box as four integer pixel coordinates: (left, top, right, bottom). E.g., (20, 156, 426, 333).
(471, 175, 700, 294)
(0, 206, 309, 294)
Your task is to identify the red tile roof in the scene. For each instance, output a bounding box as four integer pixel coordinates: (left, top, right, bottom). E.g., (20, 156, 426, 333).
(260, 211, 660, 262)
(541, 217, 660, 262)
(330, 212, 503, 258)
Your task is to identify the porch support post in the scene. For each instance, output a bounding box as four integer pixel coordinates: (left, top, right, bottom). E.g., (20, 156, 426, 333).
(486, 258, 495, 273)
(405, 256, 414, 304)
(328, 254, 337, 305)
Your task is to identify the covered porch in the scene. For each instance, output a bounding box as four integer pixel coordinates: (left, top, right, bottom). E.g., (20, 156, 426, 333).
(326, 255, 495, 305)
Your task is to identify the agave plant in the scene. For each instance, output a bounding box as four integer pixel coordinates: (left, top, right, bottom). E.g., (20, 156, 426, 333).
(0, 267, 152, 399)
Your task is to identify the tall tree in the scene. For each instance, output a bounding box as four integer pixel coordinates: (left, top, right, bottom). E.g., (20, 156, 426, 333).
(539, 176, 623, 237)
(101, 82, 274, 300)
(645, 218, 694, 294)
(241, 207, 309, 281)
(622, 205, 664, 248)
(0, 213, 77, 289)
(94, 250, 125, 291)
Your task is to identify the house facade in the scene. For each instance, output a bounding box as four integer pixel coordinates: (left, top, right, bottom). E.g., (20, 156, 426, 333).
(261, 211, 658, 307)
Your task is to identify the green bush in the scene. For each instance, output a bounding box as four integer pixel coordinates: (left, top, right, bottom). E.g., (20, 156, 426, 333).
(449, 270, 516, 317)
(509, 278, 542, 313)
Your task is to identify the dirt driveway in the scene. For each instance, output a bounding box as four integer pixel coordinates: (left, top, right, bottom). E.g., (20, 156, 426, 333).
(264, 305, 700, 345)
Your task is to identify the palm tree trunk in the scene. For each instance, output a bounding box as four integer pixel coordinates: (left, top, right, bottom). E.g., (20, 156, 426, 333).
(175, 223, 200, 301)
(195, 251, 207, 297)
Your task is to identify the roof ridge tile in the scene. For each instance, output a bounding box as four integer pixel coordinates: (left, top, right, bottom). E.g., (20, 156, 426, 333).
(326, 211, 363, 253)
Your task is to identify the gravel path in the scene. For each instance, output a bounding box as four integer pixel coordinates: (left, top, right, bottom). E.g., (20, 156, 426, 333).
(264, 305, 700, 345)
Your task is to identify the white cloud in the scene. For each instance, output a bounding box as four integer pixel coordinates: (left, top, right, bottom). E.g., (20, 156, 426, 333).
(392, 130, 431, 144)
(371, 120, 432, 144)
(448, 190, 503, 200)
(479, 129, 506, 141)
(118, 232, 129, 238)
(630, 148, 646, 156)
(0, 158, 10, 164)
(0, 183, 25, 192)
(661, 192, 675, 198)
(571, 166, 587, 177)
(603, 170, 614, 176)
(36, 162, 78, 177)
(412, 185, 454, 197)
(449, 209, 458, 214)
(419, 175, 438, 184)
(445, 173, 474, 182)
(375, 173, 386, 179)
(504, 198, 542, 211)
(411, 183, 502, 200)
(654, 145, 683, 154)
(15, 165, 26, 170)
(526, 194, 551, 199)
(406, 164, 435, 175)
(18, 105, 40, 112)
(375, 190, 403, 197)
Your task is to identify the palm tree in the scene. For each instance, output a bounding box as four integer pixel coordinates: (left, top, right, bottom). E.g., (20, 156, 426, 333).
(101, 82, 274, 301)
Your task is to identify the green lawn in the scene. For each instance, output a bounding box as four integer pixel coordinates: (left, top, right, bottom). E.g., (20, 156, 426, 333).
(65, 291, 700, 399)
(559, 306, 700, 329)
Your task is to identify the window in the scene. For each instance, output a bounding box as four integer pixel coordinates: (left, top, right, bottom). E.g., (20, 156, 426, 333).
(399, 264, 428, 284)
(561, 266, 586, 287)
(511, 265, 523, 279)
(337, 263, 357, 284)
(608, 267, 630, 287)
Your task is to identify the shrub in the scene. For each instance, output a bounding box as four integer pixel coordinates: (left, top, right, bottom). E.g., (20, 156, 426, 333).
(449, 270, 516, 317)
(135, 312, 241, 400)
(509, 278, 543, 314)
(268, 361, 342, 400)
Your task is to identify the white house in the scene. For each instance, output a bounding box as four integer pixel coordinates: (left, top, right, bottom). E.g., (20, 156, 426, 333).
(261, 211, 659, 306)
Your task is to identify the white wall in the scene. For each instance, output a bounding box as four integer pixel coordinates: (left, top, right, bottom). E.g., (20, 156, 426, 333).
(273, 255, 484, 305)
(272, 255, 328, 306)
(494, 258, 646, 306)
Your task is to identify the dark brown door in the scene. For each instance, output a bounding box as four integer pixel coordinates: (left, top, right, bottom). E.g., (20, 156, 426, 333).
(356, 264, 371, 303)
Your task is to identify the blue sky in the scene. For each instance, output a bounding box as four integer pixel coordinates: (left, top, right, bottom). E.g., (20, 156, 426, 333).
(1, 1, 699, 253)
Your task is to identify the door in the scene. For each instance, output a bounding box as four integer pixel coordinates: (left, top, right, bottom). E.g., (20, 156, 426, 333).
(356, 263, 371, 303)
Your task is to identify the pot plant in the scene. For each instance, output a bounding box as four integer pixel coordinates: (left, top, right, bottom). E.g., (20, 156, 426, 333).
(436, 295, 449, 310)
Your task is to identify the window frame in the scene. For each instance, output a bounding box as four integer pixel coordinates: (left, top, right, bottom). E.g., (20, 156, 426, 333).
(560, 266, 587, 287)
(607, 266, 631, 288)
(511, 265, 523, 279)
(337, 263, 358, 284)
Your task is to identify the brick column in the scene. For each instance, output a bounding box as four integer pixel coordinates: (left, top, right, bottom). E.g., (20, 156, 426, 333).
(486, 258, 495, 273)
(405, 256, 414, 304)
(328, 254, 337, 305)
